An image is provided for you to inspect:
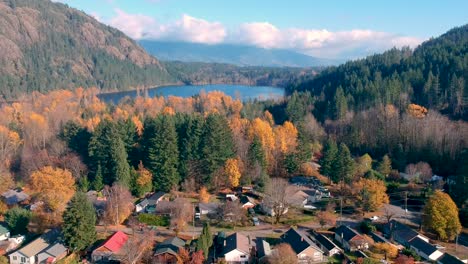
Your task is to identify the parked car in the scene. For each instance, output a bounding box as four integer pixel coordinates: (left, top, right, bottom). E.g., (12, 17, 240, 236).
(248, 208, 255, 216)
(370, 216, 379, 221)
(252, 217, 260, 226)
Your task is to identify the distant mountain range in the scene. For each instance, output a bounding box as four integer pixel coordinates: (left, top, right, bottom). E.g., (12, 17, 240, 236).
(139, 41, 338, 67)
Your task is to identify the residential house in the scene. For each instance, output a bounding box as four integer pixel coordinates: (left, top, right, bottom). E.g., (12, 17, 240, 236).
(409, 237, 443, 261)
(91, 231, 128, 263)
(383, 220, 429, 246)
(437, 253, 465, 264)
(222, 233, 251, 264)
(335, 225, 369, 251)
(154, 237, 185, 264)
(255, 238, 272, 262)
(0, 225, 10, 241)
(260, 200, 288, 216)
(226, 194, 238, 202)
(239, 196, 255, 209)
(198, 203, 220, 215)
(312, 233, 341, 256)
(9, 230, 67, 264)
(281, 228, 324, 263)
(0, 235, 25, 255)
(2, 189, 29, 206)
(135, 192, 166, 213)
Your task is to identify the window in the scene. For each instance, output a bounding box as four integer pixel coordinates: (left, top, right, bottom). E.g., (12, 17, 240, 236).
(20, 257, 26, 263)
(240, 255, 246, 258)
(13, 256, 17, 261)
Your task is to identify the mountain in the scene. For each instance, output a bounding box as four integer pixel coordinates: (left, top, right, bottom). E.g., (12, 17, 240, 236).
(139, 40, 337, 67)
(0, 0, 175, 99)
(289, 24, 468, 120)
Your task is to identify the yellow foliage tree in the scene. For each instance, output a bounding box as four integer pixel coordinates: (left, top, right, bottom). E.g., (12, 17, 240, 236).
(354, 178, 389, 212)
(199, 187, 210, 203)
(274, 121, 298, 154)
(423, 190, 462, 241)
(0, 125, 21, 167)
(372, 242, 398, 259)
(407, 104, 428, 118)
(224, 158, 241, 188)
(29, 166, 76, 213)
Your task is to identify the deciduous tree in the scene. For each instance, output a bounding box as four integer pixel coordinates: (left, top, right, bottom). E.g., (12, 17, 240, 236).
(224, 158, 241, 188)
(266, 243, 297, 264)
(423, 190, 461, 241)
(103, 184, 134, 225)
(354, 178, 389, 212)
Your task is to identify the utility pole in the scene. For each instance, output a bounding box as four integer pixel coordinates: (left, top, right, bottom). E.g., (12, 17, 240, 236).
(340, 197, 343, 226)
(455, 234, 459, 252)
(404, 191, 408, 223)
(192, 203, 195, 240)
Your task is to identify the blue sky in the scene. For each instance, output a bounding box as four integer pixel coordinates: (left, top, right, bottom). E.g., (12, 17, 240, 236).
(55, 0, 468, 59)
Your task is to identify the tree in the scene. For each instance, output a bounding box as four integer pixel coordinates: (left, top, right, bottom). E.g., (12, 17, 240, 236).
(62, 192, 97, 252)
(335, 143, 355, 183)
(4, 207, 32, 235)
(109, 136, 131, 187)
(264, 178, 293, 224)
(354, 178, 389, 212)
(372, 243, 398, 259)
(266, 243, 297, 264)
(224, 158, 241, 188)
(394, 255, 415, 264)
(320, 138, 338, 180)
(134, 162, 152, 197)
(190, 250, 205, 264)
(423, 190, 461, 241)
(377, 155, 392, 177)
(198, 187, 210, 203)
(356, 153, 373, 176)
(333, 86, 348, 120)
(29, 166, 76, 214)
(0, 169, 14, 194)
(143, 115, 179, 192)
(317, 211, 337, 228)
(197, 223, 213, 258)
(103, 184, 134, 225)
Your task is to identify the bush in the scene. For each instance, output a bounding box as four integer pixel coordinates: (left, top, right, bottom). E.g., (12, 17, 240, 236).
(137, 214, 169, 226)
(5, 207, 32, 235)
(359, 221, 376, 234)
(402, 248, 421, 261)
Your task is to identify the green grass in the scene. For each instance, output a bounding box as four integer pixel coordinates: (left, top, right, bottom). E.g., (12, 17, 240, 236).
(137, 214, 169, 226)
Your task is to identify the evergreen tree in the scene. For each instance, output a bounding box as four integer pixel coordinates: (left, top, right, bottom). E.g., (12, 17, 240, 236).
(197, 223, 213, 258)
(176, 114, 203, 180)
(4, 207, 32, 235)
(200, 114, 235, 183)
(321, 138, 338, 181)
(333, 86, 348, 120)
(377, 154, 392, 177)
(92, 163, 104, 191)
(286, 91, 313, 123)
(248, 136, 267, 170)
(335, 143, 355, 183)
(143, 115, 179, 192)
(62, 192, 97, 252)
(109, 137, 131, 187)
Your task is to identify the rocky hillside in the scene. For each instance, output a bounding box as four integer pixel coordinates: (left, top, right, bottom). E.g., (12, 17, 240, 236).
(0, 0, 174, 99)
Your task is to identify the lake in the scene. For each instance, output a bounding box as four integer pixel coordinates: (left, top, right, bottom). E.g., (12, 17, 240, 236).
(98, 84, 285, 103)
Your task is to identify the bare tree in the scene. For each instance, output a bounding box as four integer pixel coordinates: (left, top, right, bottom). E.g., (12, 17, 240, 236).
(266, 243, 297, 264)
(169, 198, 193, 233)
(383, 207, 396, 224)
(121, 231, 154, 264)
(103, 184, 134, 225)
(220, 200, 246, 226)
(264, 178, 294, 224)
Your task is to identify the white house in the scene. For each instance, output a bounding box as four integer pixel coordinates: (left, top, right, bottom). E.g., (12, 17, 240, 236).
(312, 233, 342, 256)
(223, 233, 251, 264)
(135, 191, 165, 213)
(260, 202, 288, 216)
(409, 237, 443, 261)
(198, 203, 220, 215)
(0, 225, 10, 241)
(9, 230, 67, 264)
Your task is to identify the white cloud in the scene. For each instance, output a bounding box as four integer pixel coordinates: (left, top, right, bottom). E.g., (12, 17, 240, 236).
(104, 10, 423, 59)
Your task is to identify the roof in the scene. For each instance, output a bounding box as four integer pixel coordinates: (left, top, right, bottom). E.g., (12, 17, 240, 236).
(2, 190, 29, 205)
(335, 225, 362, 242)
(13, 230, 63, 258)
(240, 196, 255, 205)
(437, 253, 465, 264)
(314, 234, 340, 251)
(256, 239, 271, 259)
(155, 237, 185, 256)
(199, 203, 220, 212)
(137, 198, 149, 208)
(409, 237, 438, 256)
(43, 243, 67, 257)
(223, 233, 250, 255)
(0, 225, 9, 235)
(148, 192, 165, 204)
(385, 220, 421, 243)
(281, 228, 323, 255)
(100, 231, 128, 253)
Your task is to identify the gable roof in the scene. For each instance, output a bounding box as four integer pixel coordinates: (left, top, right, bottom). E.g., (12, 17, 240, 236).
(223, 233, 250, 255)
(314, 234, 340, 251)
(385, 220, 421, 243)
(240, 196, 255, 205)
(281, 228, 323, 255)
(154, 237, 185, 256)
(41, 243, 67, 258)
(148, 192, 165, 204)
(0, 225, 9, 235)
(437, 253, 465, 264)
(2, 190, 29, 205)
(256, 239, 271, 259)
(100, 231, 128, 253)
(13, 229, 64, 258)
(199, 202, 220, 212)
(335, 225, 363, 242)
(409, 237, 438, 256)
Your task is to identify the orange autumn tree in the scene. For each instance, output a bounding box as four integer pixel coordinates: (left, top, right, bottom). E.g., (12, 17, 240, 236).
(199, 187, 210, 203)
(29, 166, 76, 214)
(354, 178, 389, 212)
(407, 104, 428, 118)
(274, 121, 298, 154)
(135, 162, 153, 197)
(0, 125, 21, 167)
(224, 158, 241, 188)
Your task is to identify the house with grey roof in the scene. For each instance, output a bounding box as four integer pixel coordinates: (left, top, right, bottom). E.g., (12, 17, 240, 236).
(9, 229, 67, 264)
(135, 191, 166, 213)
(437, 253, 465, 264)
(0, 225, 10, 241)
(153, 237, 185, 263)
(281, 228, 324, 263)
(222, 233, 251, 264)
(311, 233, 341, 256)
(2, 189, 29, 206)
(409, 237, 443, 261)
(255, 238, 272, 261)
(383, 220, 429, 246)
(198, 202, 221, 215)
(335, 225, 369, 251)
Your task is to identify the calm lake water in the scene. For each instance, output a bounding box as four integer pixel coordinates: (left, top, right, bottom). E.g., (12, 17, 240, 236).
(98, 84, 285, 103)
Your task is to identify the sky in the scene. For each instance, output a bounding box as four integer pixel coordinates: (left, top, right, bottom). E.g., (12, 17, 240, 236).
(53, 0, 468, 59)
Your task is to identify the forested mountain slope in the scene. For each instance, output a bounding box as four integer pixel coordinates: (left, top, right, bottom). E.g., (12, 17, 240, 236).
(0, 0, 174, 99)
(289, 25, 468, 120)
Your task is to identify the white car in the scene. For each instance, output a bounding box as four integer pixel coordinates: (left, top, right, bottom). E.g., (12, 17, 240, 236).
(370, 216, 379, 221)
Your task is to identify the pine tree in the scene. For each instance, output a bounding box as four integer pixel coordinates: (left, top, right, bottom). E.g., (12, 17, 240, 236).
(248, 136, 266, 170)
(321, 138, 338, 181)
(335, 143, 355, 183)
(92, 163, 104, 191)
(197, 223, 212, 258)
(333, 86, 348, 120)
(377, 154, 392, 177)
(62, 192, 97, 252)
(143, 115, 179, 192)
(109, 137, 131, 187)
(200, 114, 235, 183)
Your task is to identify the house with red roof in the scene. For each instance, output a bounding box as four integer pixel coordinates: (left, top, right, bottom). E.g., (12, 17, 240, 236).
(91, 231, 128, 263)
